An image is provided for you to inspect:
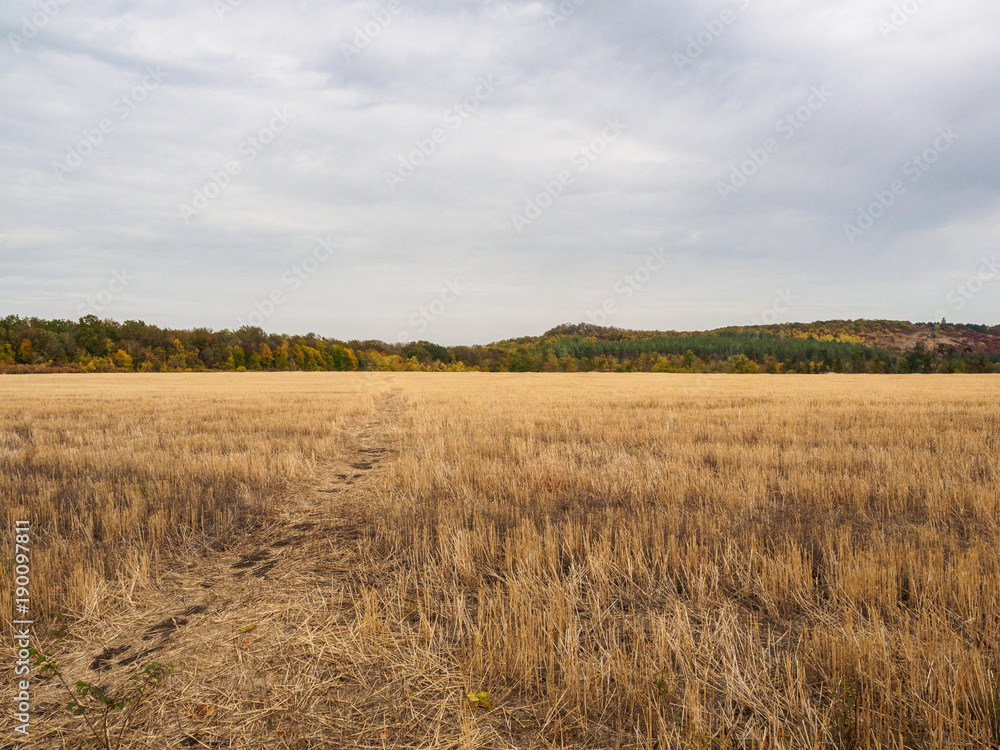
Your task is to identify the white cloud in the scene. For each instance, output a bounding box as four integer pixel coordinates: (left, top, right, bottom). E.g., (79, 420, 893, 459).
(1, 0, 998, 343)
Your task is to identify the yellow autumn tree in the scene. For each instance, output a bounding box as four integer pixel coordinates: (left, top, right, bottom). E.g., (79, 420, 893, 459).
(17, 338, 33, 364)
(112, 349, 133, 369)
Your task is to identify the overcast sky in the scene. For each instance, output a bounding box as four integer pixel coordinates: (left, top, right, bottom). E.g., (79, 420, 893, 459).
(1, 0, 997, 344)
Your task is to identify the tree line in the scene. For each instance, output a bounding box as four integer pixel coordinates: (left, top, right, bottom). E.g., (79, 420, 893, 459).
(1, 315, 997, 374)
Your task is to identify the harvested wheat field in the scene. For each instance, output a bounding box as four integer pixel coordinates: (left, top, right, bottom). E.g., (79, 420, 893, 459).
(2, 373, 999, 749)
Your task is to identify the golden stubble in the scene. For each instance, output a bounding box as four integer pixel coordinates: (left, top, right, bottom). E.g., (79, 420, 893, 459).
(1, 373, 997, 748)
(360, 374, 1000, 747)
(0, 374, 383, 626)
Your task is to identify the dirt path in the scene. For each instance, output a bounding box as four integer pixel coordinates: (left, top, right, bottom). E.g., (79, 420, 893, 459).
(36, 391, 405, 748)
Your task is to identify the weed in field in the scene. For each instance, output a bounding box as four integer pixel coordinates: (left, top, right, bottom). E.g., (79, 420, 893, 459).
(29, 646, 173, 750)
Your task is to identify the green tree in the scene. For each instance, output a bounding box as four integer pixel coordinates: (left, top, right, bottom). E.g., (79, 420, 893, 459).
(328, 345, 358, 371)
(274, 343, 289, 369)
(417, 341, 453, 364)
(850, 350, 867, 373)
(509, 346, 538, 372)
(404, 345, 432, 364)
(729, 354, 760, 374)
(74, 315, 110, 357)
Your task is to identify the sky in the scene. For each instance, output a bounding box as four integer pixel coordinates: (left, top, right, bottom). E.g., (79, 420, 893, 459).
(1, 0, 998, 345)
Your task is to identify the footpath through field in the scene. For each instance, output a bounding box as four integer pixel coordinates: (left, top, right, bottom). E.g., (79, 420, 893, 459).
(29, 390, 408, 748)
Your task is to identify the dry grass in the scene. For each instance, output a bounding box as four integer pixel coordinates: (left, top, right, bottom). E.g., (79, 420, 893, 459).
(0, 374, 381, 630)
(2, 374, 999, 749)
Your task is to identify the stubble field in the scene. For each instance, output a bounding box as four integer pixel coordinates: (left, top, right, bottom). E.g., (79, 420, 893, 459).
(1, 374, 998, 749)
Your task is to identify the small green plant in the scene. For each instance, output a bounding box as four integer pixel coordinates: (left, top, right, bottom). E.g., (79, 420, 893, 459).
(653, 674, 671, 699)
(466, 691, 493, 711)
(831, 676, 859, 749)
(28, 646, 174, 750)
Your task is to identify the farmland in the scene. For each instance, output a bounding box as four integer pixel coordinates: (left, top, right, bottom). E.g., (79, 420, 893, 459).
(2, 374, 999, 748)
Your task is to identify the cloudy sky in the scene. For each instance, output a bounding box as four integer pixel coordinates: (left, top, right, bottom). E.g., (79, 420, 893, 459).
(1, 0, 998, 344)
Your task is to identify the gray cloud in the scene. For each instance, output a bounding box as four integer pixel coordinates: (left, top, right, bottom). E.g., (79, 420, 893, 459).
(1, 0, 998, 344)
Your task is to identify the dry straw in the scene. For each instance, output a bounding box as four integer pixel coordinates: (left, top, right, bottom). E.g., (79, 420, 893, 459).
(1, 373, 997, 748)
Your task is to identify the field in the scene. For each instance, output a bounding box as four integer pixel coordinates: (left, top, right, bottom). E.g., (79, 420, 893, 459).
(2, 373, 999, 749)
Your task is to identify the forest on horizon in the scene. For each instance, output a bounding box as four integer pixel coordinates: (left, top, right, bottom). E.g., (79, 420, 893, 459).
(1, 315, 998, 375)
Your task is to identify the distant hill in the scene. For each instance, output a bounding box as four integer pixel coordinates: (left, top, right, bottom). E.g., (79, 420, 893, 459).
(543, 320, 1000, 355)
(1, 315, 997, 374)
